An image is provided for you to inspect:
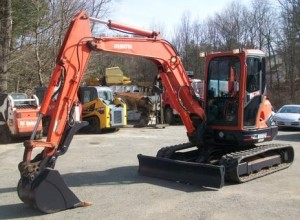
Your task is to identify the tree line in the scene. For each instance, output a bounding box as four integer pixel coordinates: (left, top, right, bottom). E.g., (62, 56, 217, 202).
(171, 0, 300, 107)
(0, 0, 299, 108)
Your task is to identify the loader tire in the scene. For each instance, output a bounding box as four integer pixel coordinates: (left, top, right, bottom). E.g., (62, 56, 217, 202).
(164, 107, 174, 125)
(112, 128, 120, 132)
(86, 117, 101, 134)
(0, 124, 12, 144)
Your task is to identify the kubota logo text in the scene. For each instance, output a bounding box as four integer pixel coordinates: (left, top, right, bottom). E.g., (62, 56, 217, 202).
(114, 44, 133, 49)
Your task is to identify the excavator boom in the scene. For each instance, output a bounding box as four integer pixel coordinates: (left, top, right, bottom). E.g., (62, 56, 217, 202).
(17, 11, 209, 213)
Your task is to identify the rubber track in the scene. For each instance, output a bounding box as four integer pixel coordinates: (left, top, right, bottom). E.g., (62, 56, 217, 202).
(220, 143, 294, 183)
(156, 142, 294, 184)
(156, 142, 195, 158)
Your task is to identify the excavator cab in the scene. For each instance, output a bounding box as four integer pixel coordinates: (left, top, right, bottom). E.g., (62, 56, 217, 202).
(204, 49, 277, 146)
(206, 55, 241, 126)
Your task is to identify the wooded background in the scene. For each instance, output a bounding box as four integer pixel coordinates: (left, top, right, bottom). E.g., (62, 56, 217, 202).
(0, 0, 299, 108)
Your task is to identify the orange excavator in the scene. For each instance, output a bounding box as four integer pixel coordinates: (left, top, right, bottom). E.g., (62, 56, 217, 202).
(17, 11, 294, 213)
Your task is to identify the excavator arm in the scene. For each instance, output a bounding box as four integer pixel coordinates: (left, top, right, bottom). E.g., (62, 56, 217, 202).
(17, 11, 209, 214)
(24, 11, 204, 161)
(18, 12, 94, 213)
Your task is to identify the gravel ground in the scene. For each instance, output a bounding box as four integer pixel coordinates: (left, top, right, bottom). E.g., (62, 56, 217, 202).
(0, 125, 299, 220)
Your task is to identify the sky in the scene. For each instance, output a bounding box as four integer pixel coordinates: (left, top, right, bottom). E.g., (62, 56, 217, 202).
(109, 0, 251, 37)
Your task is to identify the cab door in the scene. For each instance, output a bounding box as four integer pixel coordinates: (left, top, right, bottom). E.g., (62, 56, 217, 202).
(243, 56, 266, 126)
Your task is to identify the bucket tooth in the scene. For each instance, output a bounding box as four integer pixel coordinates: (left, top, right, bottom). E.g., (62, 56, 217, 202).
(137, 154, 225, 188)
(17, 168, 86, 214)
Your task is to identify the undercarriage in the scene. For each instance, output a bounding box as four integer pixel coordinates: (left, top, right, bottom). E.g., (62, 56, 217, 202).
(138, 142, 294, 188)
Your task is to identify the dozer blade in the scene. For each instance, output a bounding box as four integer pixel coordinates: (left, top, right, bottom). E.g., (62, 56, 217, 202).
(137, 154, 225, 188)
(17, 168, 87, 214)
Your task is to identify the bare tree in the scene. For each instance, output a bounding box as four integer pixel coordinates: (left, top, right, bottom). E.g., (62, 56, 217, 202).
(7, 0, 114, 91)
(202, 16, 221, 51)
(277, 0, 300, 103)
(212, 1, 247, 50)
(171, 12, 193, 69)
(246, 0, 282, 94)
(0, 0, 12, 93)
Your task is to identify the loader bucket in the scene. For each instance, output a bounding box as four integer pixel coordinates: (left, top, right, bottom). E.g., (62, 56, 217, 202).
(17, 168, 86, 214)
(137, 154, 225, 188)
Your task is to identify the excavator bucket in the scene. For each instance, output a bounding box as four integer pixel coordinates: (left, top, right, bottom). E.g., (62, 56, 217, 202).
(17, 168, 86, 214)
(137, 154, 225, 188)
